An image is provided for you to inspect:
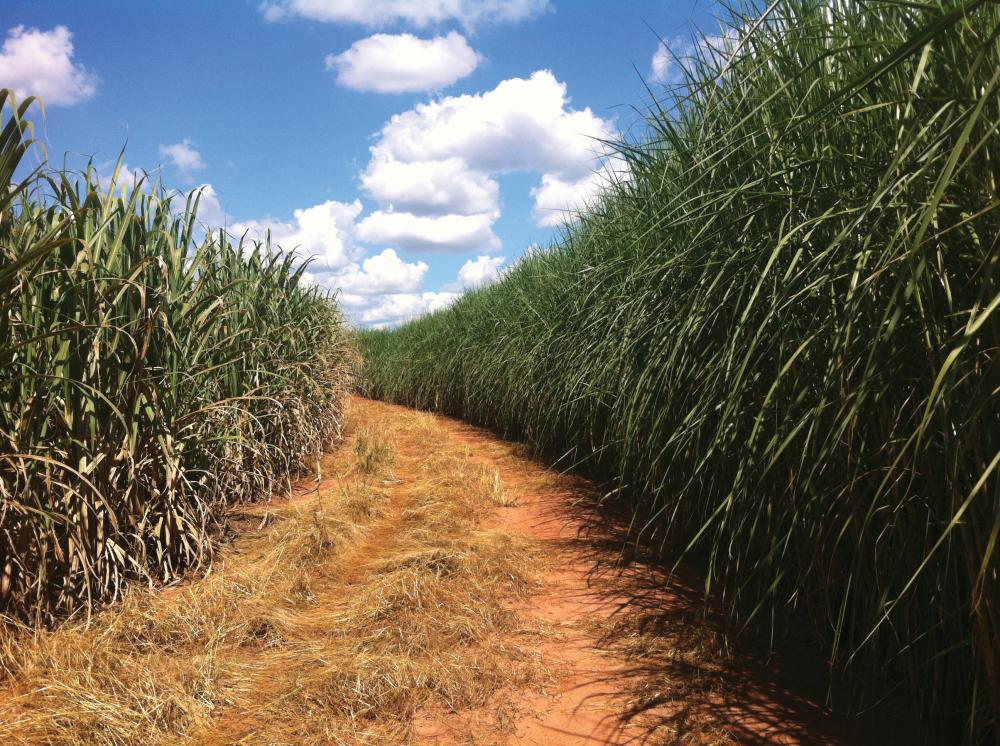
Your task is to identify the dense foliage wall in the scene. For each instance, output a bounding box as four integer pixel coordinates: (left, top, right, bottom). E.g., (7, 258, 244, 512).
(359, 1, 1000, 740)
(0, 93, 355, 625)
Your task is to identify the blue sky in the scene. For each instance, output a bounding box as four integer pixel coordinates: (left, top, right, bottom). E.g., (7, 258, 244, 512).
(1, 0, 721, 326)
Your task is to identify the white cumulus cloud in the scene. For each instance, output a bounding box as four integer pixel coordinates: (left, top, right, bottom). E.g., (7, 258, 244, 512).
(361, 156, 497, 217)
(333, 248, 428, 294)
(188, 184, 229, 227)
(207, 192, 440, 326)
(326, 32, 480, 93)
(322, 249, 443, 327)
(262, 0, 550, 29)
(372, 70, 614, 178)
(352, 291, 461, 328)
(357, 210, 499, 253)
(232, 199, 364, 271)
(457, 254, 504, 289)
(531, 157, 630, 227)
(145, 184, 445, 328)
(650, 39, 678, 85)
(360, 69, 618, 250)
(159, 139, 206, 176)
(157, 185, 485, 328)
(531, 172, 604, 227)
(0, 25, 96, 106)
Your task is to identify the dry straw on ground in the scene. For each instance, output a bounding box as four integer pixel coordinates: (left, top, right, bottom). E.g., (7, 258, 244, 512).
(0, 400, 544, 745)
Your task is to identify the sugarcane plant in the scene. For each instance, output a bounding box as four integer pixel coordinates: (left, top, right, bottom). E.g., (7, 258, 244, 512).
(358, 0, 1000, 741)
(0, 90, 355, 626)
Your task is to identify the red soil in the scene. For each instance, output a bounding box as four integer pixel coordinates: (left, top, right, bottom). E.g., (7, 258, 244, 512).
(411, 406, 922, 745)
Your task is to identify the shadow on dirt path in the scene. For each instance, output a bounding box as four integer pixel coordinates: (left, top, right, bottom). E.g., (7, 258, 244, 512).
(416, 405, 924, 745)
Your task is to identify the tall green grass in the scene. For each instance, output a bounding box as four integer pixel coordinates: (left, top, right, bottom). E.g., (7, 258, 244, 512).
(0, 92, 355, 625)
(359, 0, 1000, 740)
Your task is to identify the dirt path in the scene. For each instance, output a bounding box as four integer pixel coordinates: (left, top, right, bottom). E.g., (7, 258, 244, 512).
(406, 403, 919, 746)
(418, 420, 649, 744)
(0, 396, 919, 745)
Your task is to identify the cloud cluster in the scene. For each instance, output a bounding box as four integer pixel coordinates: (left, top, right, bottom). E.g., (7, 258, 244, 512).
(224, 196, 446, 326)
(236, 71, 617, 323)
(360, 69, 617, 252)
(531, 170, 602, 228)
(151, 73, 618, 327)
(262, 0, 550, 29)
(457, 254, 504, 289)
(345, 290, 460, 328)
(358, 210, 499, 253)
(327, 32, 480, 93)
(0, 25, 96, 106)
(33, 12, 616, 328)
(8, 9, 617, 329)
(191, 184, 232, 227)
(359, 156, 497, 215)
(232, 199, 364, 271)
(335, 248, 427, 294)
(159, 139, 206, 177)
